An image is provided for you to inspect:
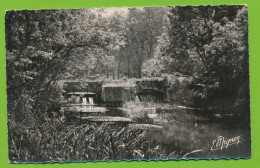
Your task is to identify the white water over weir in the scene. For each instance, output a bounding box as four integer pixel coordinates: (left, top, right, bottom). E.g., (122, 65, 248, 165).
(81, 96, 94, 106)
(82, 97, 87, 105)
(88, 97, 94, 105)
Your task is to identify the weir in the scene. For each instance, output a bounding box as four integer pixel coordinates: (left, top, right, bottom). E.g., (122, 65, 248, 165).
(61, 78, 167, 124)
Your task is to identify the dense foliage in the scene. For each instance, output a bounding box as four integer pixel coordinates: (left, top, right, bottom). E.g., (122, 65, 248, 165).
(165, 6, 249, 109)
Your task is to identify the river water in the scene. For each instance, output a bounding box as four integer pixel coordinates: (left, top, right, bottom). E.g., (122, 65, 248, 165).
(104, 106, 251, 159)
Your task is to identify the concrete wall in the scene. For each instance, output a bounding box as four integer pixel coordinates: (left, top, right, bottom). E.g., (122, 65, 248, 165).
(62, 78, 167, 106)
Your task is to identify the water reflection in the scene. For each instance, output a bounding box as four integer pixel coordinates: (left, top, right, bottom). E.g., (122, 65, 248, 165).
(104, 107, 250, 158)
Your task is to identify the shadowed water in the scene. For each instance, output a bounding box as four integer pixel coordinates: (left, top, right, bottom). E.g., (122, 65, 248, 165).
(105, 107, 251, 159)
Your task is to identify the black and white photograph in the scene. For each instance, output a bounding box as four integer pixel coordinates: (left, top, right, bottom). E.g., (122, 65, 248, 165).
(5, 5, 251, 163)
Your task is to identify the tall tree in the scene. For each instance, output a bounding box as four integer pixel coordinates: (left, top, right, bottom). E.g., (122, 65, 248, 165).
(165, 5, 249, 107)
(117, 7, 167, 78)
(6, 9, 123, 125)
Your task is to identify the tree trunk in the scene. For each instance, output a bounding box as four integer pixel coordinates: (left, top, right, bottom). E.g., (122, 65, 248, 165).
(117, 53, 122, 79)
